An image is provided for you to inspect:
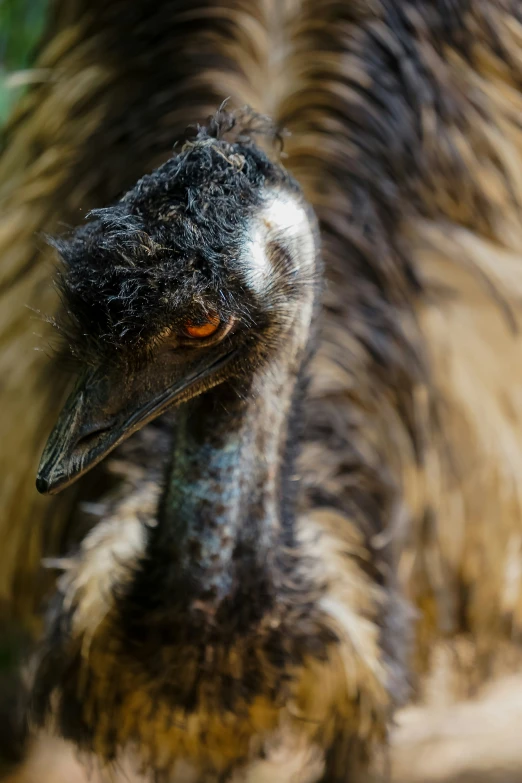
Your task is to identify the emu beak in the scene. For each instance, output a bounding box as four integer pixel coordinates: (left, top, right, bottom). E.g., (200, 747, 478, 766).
(36, 348, 236, 495)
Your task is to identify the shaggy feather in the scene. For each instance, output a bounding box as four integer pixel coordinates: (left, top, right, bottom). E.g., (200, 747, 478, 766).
(19, 0, 522, 781)
(51, 115, 296, 364)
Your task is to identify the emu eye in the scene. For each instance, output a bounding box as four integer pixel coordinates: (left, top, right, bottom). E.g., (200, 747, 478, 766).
(183, 314, 221, 339)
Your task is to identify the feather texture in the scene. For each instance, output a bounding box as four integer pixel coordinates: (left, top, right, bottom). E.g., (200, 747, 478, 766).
(5, 0, 522, 780)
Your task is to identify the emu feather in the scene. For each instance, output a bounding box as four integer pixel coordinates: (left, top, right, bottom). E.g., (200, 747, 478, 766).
(19, 0, 522, 781)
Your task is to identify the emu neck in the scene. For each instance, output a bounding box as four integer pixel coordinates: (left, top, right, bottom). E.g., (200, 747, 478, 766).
(158, 350, 307, 605)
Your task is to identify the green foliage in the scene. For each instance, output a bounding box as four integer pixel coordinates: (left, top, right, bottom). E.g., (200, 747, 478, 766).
(0, 0, 49, 124)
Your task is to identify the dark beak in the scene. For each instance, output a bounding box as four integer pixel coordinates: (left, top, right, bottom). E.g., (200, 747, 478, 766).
(36, 348, 236, 495)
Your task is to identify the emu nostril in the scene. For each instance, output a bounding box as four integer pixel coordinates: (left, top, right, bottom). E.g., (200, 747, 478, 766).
(75, 422, 114, 448)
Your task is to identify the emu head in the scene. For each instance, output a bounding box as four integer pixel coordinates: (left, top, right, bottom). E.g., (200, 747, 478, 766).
(36, 114, 320, 495)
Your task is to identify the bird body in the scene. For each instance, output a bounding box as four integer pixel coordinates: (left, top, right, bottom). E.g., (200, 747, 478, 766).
(25, 0, 522, 781)
(40, 484, 388, 782)
(33, 121, 396, 780)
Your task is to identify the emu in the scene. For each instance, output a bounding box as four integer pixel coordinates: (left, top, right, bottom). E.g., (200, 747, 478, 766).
(25, 0, 522, 781)
(33, 113, 393, 781)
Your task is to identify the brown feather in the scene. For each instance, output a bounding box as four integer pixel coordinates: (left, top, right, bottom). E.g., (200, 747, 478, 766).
(2, 0, 522, 780)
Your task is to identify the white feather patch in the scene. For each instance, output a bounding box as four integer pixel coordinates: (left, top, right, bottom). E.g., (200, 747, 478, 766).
(241, 189, 316, 295)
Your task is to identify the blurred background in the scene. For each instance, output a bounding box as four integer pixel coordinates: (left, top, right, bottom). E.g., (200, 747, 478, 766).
(1, 1, 522, 782)
(0, 0, 48, 124)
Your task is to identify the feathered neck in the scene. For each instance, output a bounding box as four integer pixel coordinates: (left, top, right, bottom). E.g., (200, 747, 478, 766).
(129, 315, 318, 623)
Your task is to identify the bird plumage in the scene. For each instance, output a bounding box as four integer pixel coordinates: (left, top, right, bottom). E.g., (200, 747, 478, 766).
(14, 0, 522, 780)
(33, 116, 397, 780)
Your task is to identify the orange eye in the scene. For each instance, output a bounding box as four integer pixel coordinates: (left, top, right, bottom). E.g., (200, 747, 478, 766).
(183, 314, 221, 339)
